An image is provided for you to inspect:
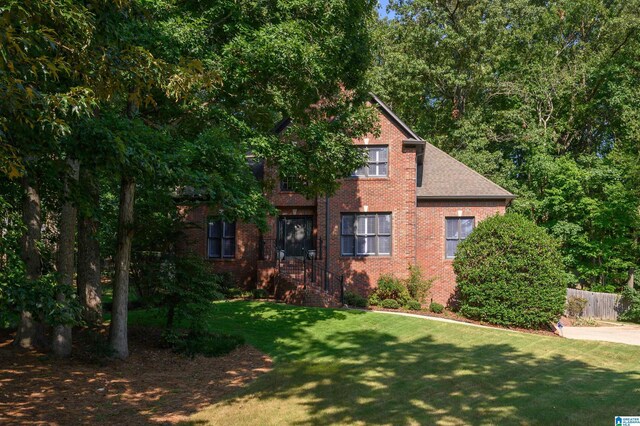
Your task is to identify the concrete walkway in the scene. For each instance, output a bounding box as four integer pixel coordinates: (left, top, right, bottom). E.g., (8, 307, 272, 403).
(561, 322, 640, 346)
(364, 309, 640, 346)
(362, 309, 517, 332)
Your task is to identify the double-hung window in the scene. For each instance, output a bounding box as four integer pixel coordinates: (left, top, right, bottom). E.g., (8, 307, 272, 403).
(279, 177, 294, 192)
(445, 217, 474, 259)
(208, 220, 236, 258)
(341, 213, 391, 256)
(353, 146, 388, 177)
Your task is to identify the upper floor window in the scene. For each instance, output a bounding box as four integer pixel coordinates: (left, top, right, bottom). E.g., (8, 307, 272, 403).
(279, 177, 295, 192)
(353, 146, 388, 177)
(208, 220, 236, 258)
(445, 217, 474, 259)
(341, 213, 391, 256)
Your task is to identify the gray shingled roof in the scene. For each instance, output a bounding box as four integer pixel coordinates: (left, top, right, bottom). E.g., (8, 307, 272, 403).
(416, 142, 515, 199)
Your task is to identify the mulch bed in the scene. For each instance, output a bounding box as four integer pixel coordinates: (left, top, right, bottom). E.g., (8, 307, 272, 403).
(366, 306, 560, 337)
(0, 326, 272, 425)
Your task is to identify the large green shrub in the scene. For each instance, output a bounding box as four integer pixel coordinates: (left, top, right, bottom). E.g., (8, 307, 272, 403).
(453, 213, 570, 328)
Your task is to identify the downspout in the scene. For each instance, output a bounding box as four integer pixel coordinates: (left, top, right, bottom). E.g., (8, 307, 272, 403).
(325, 195, 330, 273)
(414, 148, 424, 265)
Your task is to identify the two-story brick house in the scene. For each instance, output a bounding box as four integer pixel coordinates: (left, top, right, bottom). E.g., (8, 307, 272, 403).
(178, 95, 514, 306)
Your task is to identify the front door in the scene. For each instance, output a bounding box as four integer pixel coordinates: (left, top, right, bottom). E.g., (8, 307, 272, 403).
(278, 216, 313, 258)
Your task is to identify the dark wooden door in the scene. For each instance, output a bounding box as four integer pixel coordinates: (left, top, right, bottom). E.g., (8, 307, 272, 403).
(278, 216, 313, 258)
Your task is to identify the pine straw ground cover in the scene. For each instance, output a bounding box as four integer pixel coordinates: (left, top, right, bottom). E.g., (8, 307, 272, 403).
(0, 326, 272, 425)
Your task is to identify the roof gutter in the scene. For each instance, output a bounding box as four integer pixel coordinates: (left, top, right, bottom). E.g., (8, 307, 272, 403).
(402, 139, 425, 147)
(417, 195, 517, 201)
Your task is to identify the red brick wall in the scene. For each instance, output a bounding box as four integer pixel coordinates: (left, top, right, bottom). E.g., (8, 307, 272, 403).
(176, 109, 509, 305)
(415, 199, 507, 306)
(317, 110, 417, 296)
(176, 205, 261, 288)
(265, 161, 317, 209)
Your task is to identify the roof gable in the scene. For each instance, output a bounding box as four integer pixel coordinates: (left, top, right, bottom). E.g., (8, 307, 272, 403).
(417, 142, 514, 199)
(370, 93, 421, 141)
(370, 93, 514, 200)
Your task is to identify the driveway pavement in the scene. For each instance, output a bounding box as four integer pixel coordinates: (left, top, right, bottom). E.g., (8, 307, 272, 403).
(561, 322, 640, 346)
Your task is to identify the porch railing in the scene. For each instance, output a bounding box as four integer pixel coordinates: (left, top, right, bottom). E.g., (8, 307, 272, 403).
(259, 236, 323, 261)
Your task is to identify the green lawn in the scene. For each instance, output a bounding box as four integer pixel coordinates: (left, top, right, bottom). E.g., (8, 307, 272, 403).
(130, 301, 640, 425)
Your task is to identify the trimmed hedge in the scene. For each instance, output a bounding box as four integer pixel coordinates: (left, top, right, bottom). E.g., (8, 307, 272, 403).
(453, 213, 570, 329)
(405, 300, 422, 311)
(429, 302, 444, 313)
(381, 299, 400, 309)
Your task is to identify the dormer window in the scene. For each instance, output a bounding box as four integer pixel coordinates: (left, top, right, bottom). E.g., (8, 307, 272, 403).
(353, 146, 388, 177)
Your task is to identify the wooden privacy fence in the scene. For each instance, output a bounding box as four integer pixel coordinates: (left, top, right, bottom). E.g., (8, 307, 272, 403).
(566, 288, 629, 320)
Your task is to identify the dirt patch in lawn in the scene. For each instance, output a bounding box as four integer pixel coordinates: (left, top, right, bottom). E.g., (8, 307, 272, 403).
(0, 326, 272, 425)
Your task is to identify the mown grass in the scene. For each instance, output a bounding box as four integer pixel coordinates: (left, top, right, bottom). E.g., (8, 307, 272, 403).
(130, 301, 640, 425)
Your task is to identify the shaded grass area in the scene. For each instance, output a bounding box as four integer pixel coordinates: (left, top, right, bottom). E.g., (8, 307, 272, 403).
(130, 301, 640, 425)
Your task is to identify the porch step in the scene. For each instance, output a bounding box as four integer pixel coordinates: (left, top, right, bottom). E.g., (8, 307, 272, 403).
(273, 274, 342, 308)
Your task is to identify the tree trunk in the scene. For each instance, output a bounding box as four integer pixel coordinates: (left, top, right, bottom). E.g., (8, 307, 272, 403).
(628, 268, 635, 289)
(52, 159, 78, 357)
(15, 176, 44, 349)
(166, 303, 176, 330)
(109, 175, 135, 359)
(77, 168, 102, 324)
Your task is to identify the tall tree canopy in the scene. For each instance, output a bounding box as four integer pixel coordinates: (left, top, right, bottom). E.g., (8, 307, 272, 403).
(1, 0, 378, 358)
(371, 0, 640, 289)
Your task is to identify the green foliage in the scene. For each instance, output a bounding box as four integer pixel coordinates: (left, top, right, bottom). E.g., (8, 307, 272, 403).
(566, 297, 588, 318)
(1, 191, 83, 328)
(590, 284, 618, 294)
(429, 302, 444, 314)
(371, 0, 640, 291)
(0, 0, 97, 177)
(374, 275, 411, 305)
(405, 300, 422, 311)
(572, 317, 599, 327)
(368, 292, 381, 306)
(161, 329, 244, 358)
(154, 255, 225, 329)
(2, 272, 83, 327)
(380, 299, 400, 309)
(620, 287, 640, 324)
(252, 288, 270, 299)
(454, 214, 570, 328)
(345, 291, 369, 308)
(404, 264, 434, 303)
(370, 265, 434, 307)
